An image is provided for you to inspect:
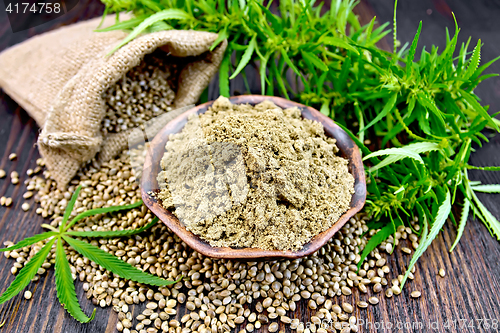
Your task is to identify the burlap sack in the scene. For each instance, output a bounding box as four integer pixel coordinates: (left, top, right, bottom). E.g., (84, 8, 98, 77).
(0, 16, 227, 189)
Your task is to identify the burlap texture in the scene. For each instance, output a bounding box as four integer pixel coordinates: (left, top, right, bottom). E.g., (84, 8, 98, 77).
(0, 16, 226, 188)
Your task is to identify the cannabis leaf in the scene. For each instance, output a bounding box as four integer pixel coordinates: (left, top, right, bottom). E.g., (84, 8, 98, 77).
(450, 198, 470, 252)
(107, 9, 191, 55)
(470, 184, 500, 193)
(406, 21, 422, 77)
(0, 238, 56, 304)
(0, 186, 175, 323)
(229, 35, 256, 80)
(357, 222, 396, 271)
(401, 189, 451, 287)
(63, 200, 143, 232)
(66, 217, 158, 238)
(55, 239, 96, 323)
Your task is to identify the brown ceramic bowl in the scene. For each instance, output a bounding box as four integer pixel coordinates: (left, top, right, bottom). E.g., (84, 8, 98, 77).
(141, 95, 366, 260)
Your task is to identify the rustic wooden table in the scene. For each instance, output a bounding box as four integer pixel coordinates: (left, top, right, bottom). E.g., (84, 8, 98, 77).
(0, 0, 499, 332)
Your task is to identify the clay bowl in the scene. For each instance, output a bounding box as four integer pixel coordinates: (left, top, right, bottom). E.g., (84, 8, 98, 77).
(141, 95, 366, 260)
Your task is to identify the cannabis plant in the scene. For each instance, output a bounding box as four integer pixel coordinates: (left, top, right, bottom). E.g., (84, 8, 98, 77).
(0, 186, 177, 322)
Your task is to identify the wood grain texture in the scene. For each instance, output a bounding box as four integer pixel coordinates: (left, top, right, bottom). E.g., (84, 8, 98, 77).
(0, 0, 499, 332)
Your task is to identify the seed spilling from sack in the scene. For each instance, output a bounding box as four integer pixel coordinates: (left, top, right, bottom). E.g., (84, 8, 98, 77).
(101, 50, 179, 135)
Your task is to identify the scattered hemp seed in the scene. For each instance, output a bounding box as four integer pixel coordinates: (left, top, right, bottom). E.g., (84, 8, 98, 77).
(357, 301, 368, 309)
(342, 303, 354, 313)
(402, 247, 412, 254)
(21, 203, 30, 211)
(157, 97, 355, 251)
(11, 177, 19, 185)
(4, 197, 12, 207)
(368, 297, 379, 305)
(8, 153, 16, 160)
(24, 290, 32, 300)
(439, 268, 446, 277)
(0, 169, 5, 178)
(392, 285, 402, 295)
(411, 291, 422, 298)
(0, 197, 5, 206)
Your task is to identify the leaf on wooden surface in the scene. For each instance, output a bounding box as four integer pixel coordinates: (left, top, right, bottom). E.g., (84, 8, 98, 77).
(64, 201, 143, 232)
(450, 198, 470, 252)
(471, 184, 500, 193)
(357, 223, 395, 270)
(63, 236, 179, 286)
(471, 191, 500, 241)
(401, 189, 451, 287)
(0, 232, 57, 252)
(66, 217, 159, 238)
(55, 239, 96, 323)
(60, 185, 82, 231)
(0, 238, 56, 304)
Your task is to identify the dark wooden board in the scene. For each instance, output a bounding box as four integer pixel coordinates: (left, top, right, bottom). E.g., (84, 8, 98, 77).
(0, 1, 499, 332)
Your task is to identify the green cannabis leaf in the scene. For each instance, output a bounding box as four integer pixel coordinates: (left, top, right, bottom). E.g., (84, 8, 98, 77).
(55, 239, 96, 323)
(401, 190, 451, 287)
(100, 0, 500, 279)
(107, 9, 190, 55)
(0, 238, 56, 305)
(0, 186, 176, 323)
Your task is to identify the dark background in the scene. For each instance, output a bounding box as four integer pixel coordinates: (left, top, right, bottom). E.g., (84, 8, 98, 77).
(0, 0, 499, 332)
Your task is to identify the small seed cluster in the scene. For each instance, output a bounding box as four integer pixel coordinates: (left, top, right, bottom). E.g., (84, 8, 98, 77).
(0, 154, 42, 209)
(101, 51, 177, 135)
(3, 148, 148, 280)
(3, 143, 425, 333)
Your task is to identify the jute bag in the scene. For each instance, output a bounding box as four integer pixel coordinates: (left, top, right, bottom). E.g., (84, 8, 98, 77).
(0, 16, 227, 188)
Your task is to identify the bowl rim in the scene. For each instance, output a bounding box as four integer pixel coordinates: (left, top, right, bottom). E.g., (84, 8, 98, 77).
(141, 95, 366, 260)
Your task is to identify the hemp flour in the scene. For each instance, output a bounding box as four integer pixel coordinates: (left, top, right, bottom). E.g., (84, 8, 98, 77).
(157, 97, 354, 251)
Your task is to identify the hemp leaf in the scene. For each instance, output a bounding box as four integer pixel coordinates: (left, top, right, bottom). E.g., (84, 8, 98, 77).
(0, 186, 176, 323)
